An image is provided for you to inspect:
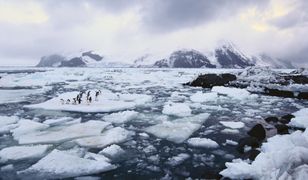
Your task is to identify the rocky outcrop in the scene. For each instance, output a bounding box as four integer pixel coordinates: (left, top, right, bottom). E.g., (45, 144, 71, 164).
(82, 51, 103, 61)
(184, 73, 236, 88)
(59, 57, 86, 67)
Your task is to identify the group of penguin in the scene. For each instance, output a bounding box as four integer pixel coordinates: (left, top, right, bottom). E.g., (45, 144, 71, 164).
(60, 90, 102, 105)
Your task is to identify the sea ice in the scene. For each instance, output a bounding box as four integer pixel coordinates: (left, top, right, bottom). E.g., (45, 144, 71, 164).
(190, 91, 218, 103)
(212, 86, 252, 100)
(18, 149, 116, 179)
(145, 113, 210, 143)
(15, 120, 111, 144)
(99, 144, 125, 158)
(11, 120, 49, 138)
(162, 102, 192, 117)
(24, 91, 151, 113)
(75, 127, 134, 148)
(103, 110, 138, 124)
(166, 153, 190, 166)
(187, 137, 219, 148)
(288, 108, 308, 129)
(0, 116, 19, 134)
(0, 145, 51, 163)
(219, 121, 245, 129)
(43, 117, 75, 126)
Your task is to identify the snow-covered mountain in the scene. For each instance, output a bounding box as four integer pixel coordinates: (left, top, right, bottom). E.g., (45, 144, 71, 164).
(36, 51, 129, 68)
(153, 49, 216, 68)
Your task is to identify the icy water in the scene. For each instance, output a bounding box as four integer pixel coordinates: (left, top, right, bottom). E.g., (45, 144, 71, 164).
(0, 67, 307, 179)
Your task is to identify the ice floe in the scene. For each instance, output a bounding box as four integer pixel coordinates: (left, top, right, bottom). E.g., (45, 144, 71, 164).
(18, 149, 116, 179)
(190, 91, 218, 103)
(75, 127, 134, 148)
(162, 102, 192, 117)
(0, 145, 51, 163)
(187, 137, 219, 148)
(0, 116, 19, 134)
(103, 110, 138, 124)
(99, 144, 125, 158)
(15, 120, 111, 144)
(11, 120, 49, 138)
(24, 91, 152, 113)
(166, 153, 190, 166)
(145, 113, 210, 143)
(219, 121, 245, 129)
(212, 86, 254, 100)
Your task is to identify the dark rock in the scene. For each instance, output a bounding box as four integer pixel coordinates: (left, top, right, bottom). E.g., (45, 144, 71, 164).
(298, 92, 308, 99)
(264, 88, 294, 98)
(283, 75, 308, 84)
(60, 57, 86, 67)
(243, 149, 261, 161)
(265, 116, 279, 123)
(202, 169, 223, 180)
(275, 124, 289, 135)
(82, 51, 103, 61)
(153, 59, 169, 68)
(279, 114, 295, 124)
(237, 137, 260, 153)
(36, 54, 66, 67)
(186, 73, 236, 88)
(247, 124, 266, 141)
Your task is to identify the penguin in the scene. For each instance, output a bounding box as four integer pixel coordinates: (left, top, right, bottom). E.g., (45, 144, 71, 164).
(89, 96, 92, 103)
(60, 99, 64, 105)
(78, 98, 82, 104)
(95, 91, 99, 101)
(66, 99, 71, 104)
(73, 98, 77, 105)
(87, 91, 91, 98)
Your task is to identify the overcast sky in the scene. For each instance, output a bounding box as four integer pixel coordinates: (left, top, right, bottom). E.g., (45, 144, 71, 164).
(0, 0, 307, 67)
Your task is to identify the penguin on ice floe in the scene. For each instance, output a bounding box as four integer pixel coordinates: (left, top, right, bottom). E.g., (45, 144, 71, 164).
(73, 98, 77, 105)
(95, 91, 100, 101)
(66, 99, 71, 104)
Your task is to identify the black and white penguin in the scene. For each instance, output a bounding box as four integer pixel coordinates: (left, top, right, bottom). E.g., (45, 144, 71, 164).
(88, 96, 92, 103)
(73, 98, 77, 105)
(66, 99, 71, 104)
(87, 91, 91, 98)
(78, 98, 82, 104)
(95, 91, 100, 101)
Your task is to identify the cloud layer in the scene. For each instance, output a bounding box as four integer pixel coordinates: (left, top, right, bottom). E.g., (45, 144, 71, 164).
(0, 0, 307, 67)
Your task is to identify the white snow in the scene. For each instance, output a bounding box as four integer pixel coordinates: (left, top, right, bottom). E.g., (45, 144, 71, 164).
(75, 127, 134, 148)
(15, 120, 111, 144)
(190, 91, 218, 103)
(187, 137, 219, 148)
(288, 108, 308, 129)
(221, 108, 308, 179)
(18, 149, 116, 179)
(0, 145, 51, 163)
(162, 102, 192, 117)
(219, 121, 245, 129)
(99, 144, 125, 158)
(24, 91, 151, 113)
(212, 86, 252, 100)
(11, 120, 49, 138)
(103, 110, 138, 124)
(145, 113, 210, 143)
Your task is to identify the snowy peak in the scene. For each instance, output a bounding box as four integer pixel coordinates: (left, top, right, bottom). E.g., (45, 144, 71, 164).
(153, 49, 216, 68)
(214, 42, 254, 68)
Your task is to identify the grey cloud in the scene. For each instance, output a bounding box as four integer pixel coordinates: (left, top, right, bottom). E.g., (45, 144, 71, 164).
(140, 0, 268, 33)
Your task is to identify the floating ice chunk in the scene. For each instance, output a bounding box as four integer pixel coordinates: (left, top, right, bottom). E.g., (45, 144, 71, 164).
(43, 117, 75, 126)
(24, 91, 151, 113)
(224, 139, 238, 146)
(212, 86, 252, 100)
(99, 144, 125, 158)
(75, 176, 101, 180)
(0, 116, 18, 127)
(11, 120, 49, 138)
(0, 145, 51, 163)
(15, 120, 111, 144)
(75, 127, 134, 148)
(187, 137, 219, 148)
(220, 129, 308, 179)
(288, 108, 308, 128)
(162, 102, 192, 117)
(166, 153, 190, 166)
(18, 149, 116, 179)
(103, 111, 138, 124)
(190, 92, 218, 103)
(221, 128, 240, 134)
(220, 121, 245, 129)
(145, 113, 210, 143)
